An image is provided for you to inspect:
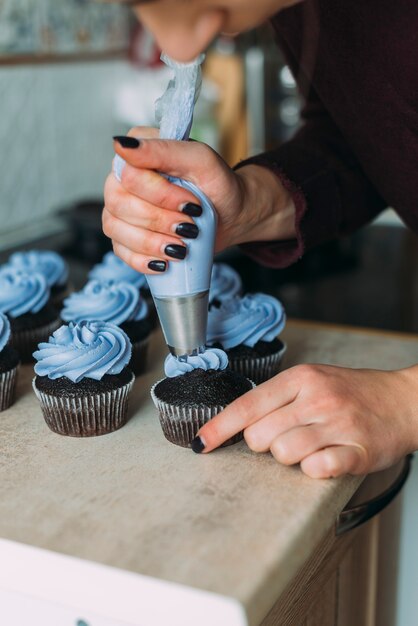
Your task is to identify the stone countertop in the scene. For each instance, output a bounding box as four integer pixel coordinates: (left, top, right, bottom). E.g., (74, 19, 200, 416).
(1, 321, 417, 625)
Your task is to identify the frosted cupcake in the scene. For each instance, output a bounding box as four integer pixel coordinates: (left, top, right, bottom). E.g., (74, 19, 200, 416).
(33, 321, 134, 437)
(89, 252, 157, 326)
(6, 250, 69, 307)
(207, 293, 286, 385)
(151, 348, 253, 448)
(0, 313, 19, 411)
(209, 262, 242, 308)
(61, 280, 152, 376)
(0, 268, 60, 363)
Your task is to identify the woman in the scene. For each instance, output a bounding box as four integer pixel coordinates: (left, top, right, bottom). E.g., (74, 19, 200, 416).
(103, 0, 418, 478)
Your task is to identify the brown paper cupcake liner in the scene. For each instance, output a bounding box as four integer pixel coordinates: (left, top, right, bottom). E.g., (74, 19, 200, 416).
(11, 318, 61, 364)
(151, 378, 255, 449)
(129, 335, 150, 377)
(0, 365, 19, 412)
(33, 372, 135, 437)
(228, 343, 287, 385)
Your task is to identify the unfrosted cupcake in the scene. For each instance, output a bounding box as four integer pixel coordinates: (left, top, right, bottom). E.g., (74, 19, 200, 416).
(0, 268, 60, 363)
(6, 250, 69, 307)
(33, 321, 134, 437)
(89, 252, 157, 326)
(207, 293, 286, 385)
(0, 313, 19, 411)
(151, 348, 253, 448)
(209, 262, 242, 308)
(61, 279, 151, 376)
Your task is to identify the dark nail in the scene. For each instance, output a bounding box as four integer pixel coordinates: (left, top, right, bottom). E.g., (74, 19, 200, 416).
(175, 223, 199, 239)
(191, 436, 205, 454)
(165, 244, 187, 260)
(181, 203, 202, 218)
(113, 135, 140, 149)
(148, 260, 167, 272)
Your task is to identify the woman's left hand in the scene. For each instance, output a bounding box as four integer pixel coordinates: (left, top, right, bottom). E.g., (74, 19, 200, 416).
(193, 364, 418, 478)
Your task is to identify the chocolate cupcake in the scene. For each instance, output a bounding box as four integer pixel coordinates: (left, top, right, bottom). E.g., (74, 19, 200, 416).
(209, 262, 242, 308)
(33, 321, 134, 437)
(0, 313, 20, 411)
(6, 250, 69, 308)
(207, 293, 287, 385)
(89, 252, 157, 326)
(0, 268, 60, 363)
(151, 348, 254, 448)
(61, 280, 152, 376)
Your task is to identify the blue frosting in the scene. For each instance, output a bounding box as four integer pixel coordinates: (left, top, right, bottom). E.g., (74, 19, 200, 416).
(89, 252, 148, 290)
(0, 312, 11, 352)
(61, 280, 148, 325)
(207, 293, 286, 349)
(0, 268, 50, 317)
(209, 263, 242, 305)
(164, 347, 228, 377)
(33, 321, 132, 383)
(7, 250, 68, 287)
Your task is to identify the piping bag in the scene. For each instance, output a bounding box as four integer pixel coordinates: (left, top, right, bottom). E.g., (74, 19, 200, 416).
(113, 54, 217, 358)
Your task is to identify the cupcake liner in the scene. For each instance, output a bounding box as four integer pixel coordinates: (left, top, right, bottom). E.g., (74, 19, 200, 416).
(11, 318, 61, 364)
(0, 365, 19, 412)
(151, 378, 255, 449)
(129, 335, 150, 377)
(32, 372, 135, 437)
(228, 343, 287, 385)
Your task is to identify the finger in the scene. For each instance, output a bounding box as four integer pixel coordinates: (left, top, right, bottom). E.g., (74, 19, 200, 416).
(300, 445, 368, 479)
(127, 126, 160, 140)
(195, 371, 301, 453)
(244, 405, 307, 453)
(106, 219, 187, 263)
(112, 241, 168, 275)
(120, 163, 200, 213)
(269, 425, 327, 465)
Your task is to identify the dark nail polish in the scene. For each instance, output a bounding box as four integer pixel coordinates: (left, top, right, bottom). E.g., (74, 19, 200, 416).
(191, 437, 205, 454)
(165, 244, 187, 260)
(175, 222, 199, 239)
(148, 260, 167, 272)
(113, 136, 140, 149)
(181, 203, 202, 218)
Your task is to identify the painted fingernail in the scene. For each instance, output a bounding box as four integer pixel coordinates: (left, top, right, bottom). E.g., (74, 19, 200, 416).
(113, 136, 141, 149)
(191, 436, 205, 454)
(165, 244, 187, 260)
(148, 260, 167, 272)
(175, 222, 199, 239)
(181, 202, 202, 217)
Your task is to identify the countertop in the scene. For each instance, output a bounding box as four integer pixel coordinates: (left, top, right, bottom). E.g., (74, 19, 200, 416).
(1, 320, 417, 626)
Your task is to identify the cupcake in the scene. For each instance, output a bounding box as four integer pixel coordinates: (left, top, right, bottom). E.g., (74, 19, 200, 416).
(0, 268, 60, 363)
(207, 293, 286, 385)
(209, 262, 242, 308)
(61, 279, 152, 375)
(33, 321, 134, 437)
(6, 250, 69, 308)
(151, 348, 254, 448)
(0, 313, 19, 411)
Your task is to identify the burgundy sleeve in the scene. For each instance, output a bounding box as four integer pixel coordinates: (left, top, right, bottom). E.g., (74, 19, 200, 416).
(236, 91, 387, 269)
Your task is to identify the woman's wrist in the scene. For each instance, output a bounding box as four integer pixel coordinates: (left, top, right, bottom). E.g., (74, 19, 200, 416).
(233, 164, 296, 246)
(397, 364, 418, 451)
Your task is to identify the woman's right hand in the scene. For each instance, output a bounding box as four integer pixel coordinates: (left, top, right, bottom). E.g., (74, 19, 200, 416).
(103, 127, 295, 274)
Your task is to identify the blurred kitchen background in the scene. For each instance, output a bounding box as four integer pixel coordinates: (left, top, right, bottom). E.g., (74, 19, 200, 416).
(0, 2, 417, 623)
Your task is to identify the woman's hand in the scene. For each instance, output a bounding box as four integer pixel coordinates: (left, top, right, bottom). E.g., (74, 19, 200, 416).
(103, 127, 295, 274)
(193, 364, 418, 478)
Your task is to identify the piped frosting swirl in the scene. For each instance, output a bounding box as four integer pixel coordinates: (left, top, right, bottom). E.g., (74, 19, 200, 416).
(33, 321, 132, 382)
(89, 252, 148, 289)
(7, 250, 68, 287)
(61, 280, 148, 325)
(164, 348, 228, 378)
(209, 262, 242, 305)
(207, 293, 286, 349)
(0, 312, 11, 353)
(0, 268, 50, 317)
